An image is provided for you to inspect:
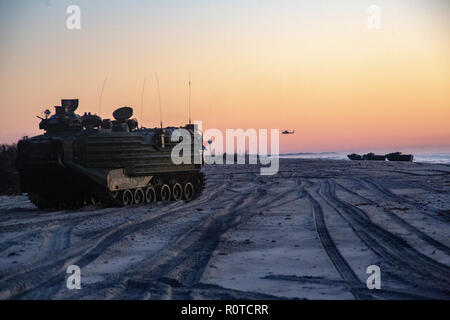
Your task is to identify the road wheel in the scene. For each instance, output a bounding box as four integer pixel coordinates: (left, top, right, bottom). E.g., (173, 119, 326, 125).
(160, 184, 171, 201)
(134, 188, 144, 204)
(121, 189, 133, 206)
(183, 182, 195, 201)
(172, 183, 183, 201)
(145, 186, 156, 203)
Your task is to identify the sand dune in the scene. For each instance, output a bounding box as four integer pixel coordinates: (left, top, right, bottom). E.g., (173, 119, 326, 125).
(0, 159, 449, 299)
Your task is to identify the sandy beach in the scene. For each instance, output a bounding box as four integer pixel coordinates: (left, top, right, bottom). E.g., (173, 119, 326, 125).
(0, 158, 449, 299)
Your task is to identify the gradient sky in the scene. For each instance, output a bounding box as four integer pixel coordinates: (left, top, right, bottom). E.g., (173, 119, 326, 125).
(0, 0, 449, 153)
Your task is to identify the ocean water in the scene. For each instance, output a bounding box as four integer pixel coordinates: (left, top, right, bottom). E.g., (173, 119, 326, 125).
(413, 154, 450, 164)
(279, 152, 450, 164)
(280, 152, 348, 161)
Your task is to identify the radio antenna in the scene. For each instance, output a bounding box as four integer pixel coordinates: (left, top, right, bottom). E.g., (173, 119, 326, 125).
(188, 72, 192, 125)
(98, 77, 107, 115)
(155, 72, 163, 128)
(140, 78, 146, 128)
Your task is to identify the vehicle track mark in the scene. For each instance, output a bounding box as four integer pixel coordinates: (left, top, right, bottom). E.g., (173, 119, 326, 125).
(321, 179, 450, 297)
(335, 180, 450, 256)
(300, 181, 373, 300)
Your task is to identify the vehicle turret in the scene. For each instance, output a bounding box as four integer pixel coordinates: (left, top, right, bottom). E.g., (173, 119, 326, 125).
(38, 99, 83, 133)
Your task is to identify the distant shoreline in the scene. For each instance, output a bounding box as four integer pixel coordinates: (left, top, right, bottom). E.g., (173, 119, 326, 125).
(279, 152, 450, 164)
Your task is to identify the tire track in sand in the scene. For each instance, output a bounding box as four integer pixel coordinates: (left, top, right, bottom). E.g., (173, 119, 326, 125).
(0, 183, 229, 299)
(61, 181, 293, 299)
(320, 179, 450, 298)
(338, 179, 450, 256)
(300, 180, 373, 300)
(361, 178, 449, 222)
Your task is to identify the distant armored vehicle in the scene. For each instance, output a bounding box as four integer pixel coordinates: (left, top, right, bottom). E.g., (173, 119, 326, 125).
(347, 153, 362, 160)
(16, 99, 204, 209)
(362, 153, 386, 161)
(386, 152, 414, 162)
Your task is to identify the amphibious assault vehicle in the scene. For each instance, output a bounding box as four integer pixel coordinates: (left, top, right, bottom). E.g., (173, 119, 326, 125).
(362, 153, 386, 161)
(347, 153, 362, 160)
(16, 99, 204, 209)
(386, 152, 414, 162)
(348, 152, 414, 162)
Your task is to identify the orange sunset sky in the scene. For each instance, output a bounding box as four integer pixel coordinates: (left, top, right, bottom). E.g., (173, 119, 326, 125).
(0, 0, 449, 153)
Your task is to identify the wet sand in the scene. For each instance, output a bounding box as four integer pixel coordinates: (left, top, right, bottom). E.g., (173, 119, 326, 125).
(0, 159, 449, 299)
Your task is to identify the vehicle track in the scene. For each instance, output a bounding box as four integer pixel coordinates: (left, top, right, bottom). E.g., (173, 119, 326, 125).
(301, 182, 373, 300)
(333, 179, 450, 255)
(321, 179, 450, 297)
(344, 180, 450, 256)
(58, 181, 294, 299)
(361, 178, 449, 222)
(262, 274, 431, 300)
(73, 184, 292, 299)
(0, 230, 41, 255)
(0, 207, 127, 231)
(0, 182, 230, 299)
(6, 179, 285, 299)
(333, 181, 375, 205)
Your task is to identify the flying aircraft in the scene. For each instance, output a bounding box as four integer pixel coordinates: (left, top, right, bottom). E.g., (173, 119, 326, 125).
(281, 130, 295, 135)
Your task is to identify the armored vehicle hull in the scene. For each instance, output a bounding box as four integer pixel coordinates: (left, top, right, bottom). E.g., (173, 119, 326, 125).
(362, 153, 386, 161)
(386, 152, 414, 162)
(347, 153, 362, 160)
(16, 99, 204, 209)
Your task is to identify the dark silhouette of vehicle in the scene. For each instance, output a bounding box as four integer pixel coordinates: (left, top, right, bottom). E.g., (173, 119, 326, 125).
(281, 130, 295, 135)
(16, 99, 204, 209)
(362, 153, 386, 161)
(347, 153, 362, 160)
(386, 152, 414, 162)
